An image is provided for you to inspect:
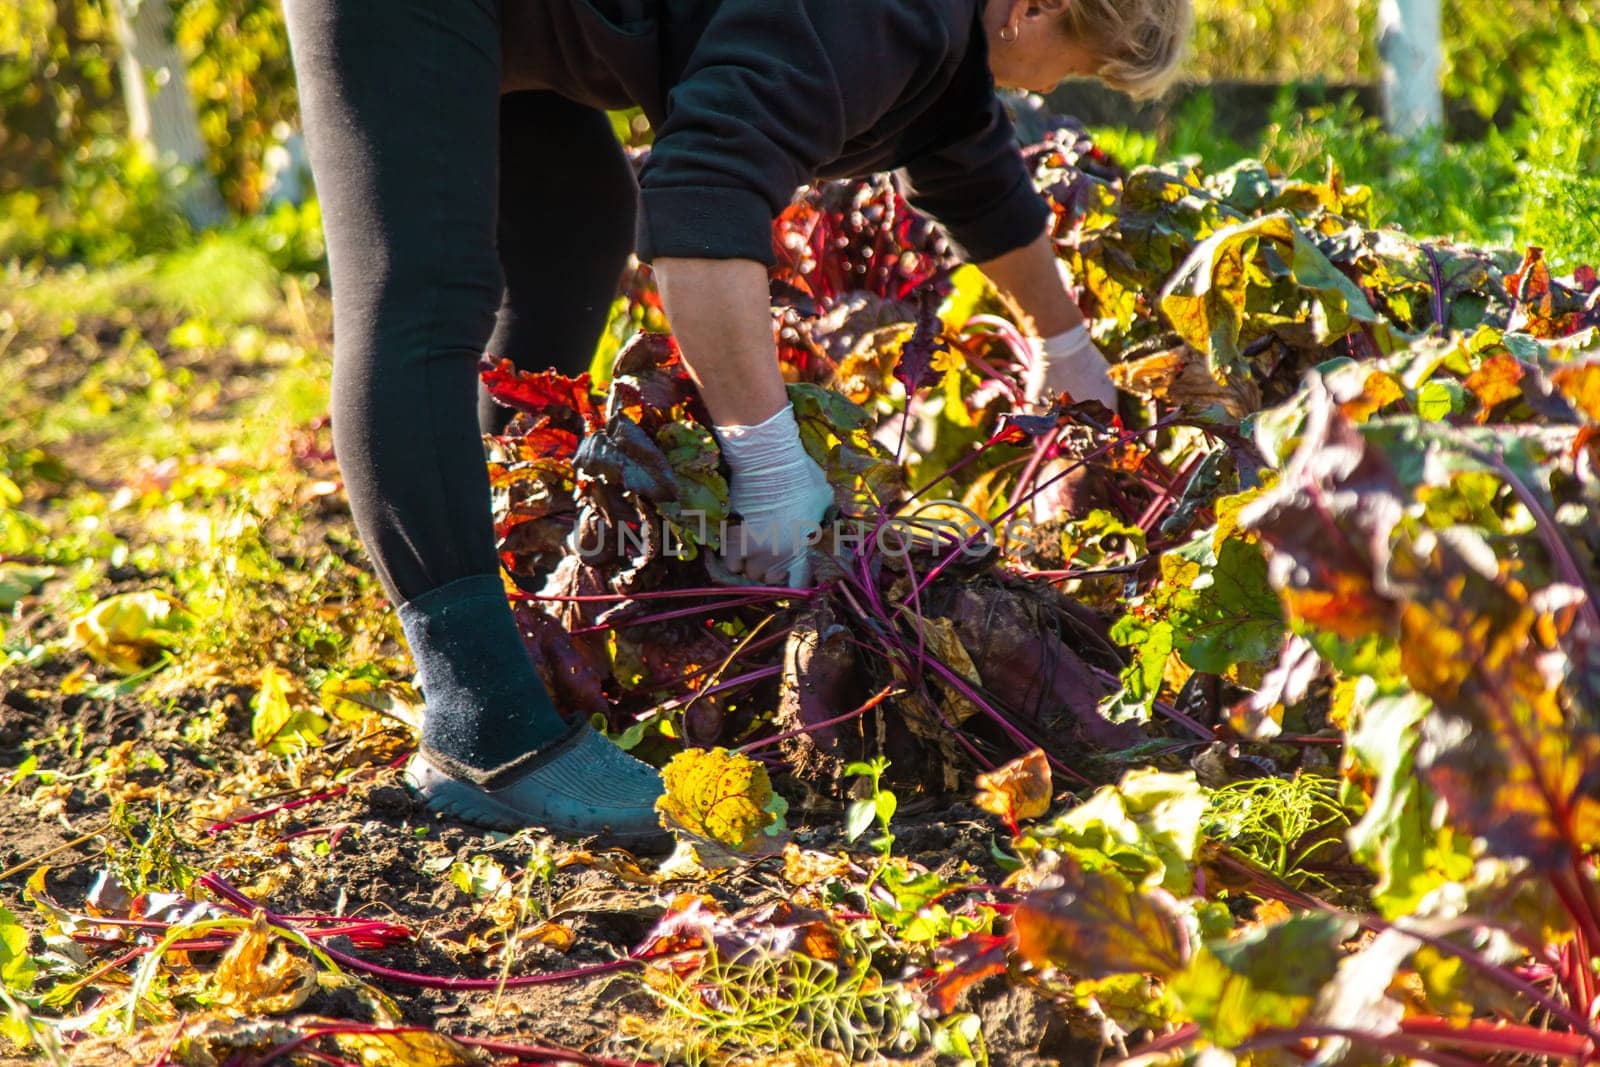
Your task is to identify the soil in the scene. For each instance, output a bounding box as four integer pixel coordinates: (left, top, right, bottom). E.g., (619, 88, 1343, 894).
(0, 302, 1107, 1066)
(0, 651, 1102, 1064)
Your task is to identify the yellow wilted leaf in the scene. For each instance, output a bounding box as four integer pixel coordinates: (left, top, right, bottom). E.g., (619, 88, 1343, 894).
(212, 912, 316, 1015)
(920, 616, 982, 725)
(974, 748, 1053, 827)
(1337, 369, 1405, 422)
(782, 843, 855, 887)
(656, 747, 784, 852)
(1463, 352, 1525, 419)
(319, 676, 420, 729)
(57, 662, 92, 695)
(252, 665, 328, 753)
(519, 920, 576, 951)
(328, 1028, 479, 1066)
(930, 338, 966, 377)
(69, 590, 195, 674)
(834, 325, 913, 404)
(1551, 361, 1600, 422)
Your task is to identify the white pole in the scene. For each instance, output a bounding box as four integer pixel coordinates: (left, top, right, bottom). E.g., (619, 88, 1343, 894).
(1377, 0, 1444, 137)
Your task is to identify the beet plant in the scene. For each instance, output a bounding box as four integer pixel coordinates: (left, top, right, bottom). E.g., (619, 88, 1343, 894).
(469, 109, 1600, 1062)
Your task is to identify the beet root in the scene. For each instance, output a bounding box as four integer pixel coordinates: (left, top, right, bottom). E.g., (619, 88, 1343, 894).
(777, 603, 874, 781)
(944, 582, 1139, 752)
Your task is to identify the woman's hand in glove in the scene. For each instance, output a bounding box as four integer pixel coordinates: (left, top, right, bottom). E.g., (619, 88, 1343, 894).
(713, 403, 835, 588)
(645, 255, 832, 586)
(1024, 322, 1119, 413)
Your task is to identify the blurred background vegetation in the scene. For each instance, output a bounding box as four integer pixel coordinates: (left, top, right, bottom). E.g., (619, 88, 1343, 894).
(0, 0, 1596, 275)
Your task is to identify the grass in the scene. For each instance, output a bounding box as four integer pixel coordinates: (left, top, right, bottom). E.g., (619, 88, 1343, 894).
(0, 230, 396, 708)
(1, 232, 328, 479)
(1094, 87, 1523, 249)
(11, 231, 282, 325)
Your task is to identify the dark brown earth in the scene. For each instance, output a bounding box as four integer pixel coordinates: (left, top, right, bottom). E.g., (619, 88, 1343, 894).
(0, 294, 1108, 1064)
(0, 648, 1103, 1064)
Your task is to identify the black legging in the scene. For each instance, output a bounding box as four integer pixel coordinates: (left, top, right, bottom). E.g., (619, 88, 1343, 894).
(284, 0, 637, 608)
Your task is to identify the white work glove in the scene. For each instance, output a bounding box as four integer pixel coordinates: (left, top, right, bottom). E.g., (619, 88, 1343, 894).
(713, 403, 835, 588)
(1024, 322, 1119, 413)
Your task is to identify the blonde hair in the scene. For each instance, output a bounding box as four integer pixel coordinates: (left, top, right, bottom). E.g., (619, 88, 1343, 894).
(1056, 0, 1193, 100)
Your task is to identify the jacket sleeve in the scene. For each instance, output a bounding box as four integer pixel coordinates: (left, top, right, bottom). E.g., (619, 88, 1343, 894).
(894, 93, 1051, 264)
(634, 2, 847, 266)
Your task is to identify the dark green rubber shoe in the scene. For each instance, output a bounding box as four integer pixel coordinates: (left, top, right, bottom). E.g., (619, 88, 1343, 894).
(402, 721, 672, 852)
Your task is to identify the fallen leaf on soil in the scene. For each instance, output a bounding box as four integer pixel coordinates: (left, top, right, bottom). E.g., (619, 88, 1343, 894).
(252, 664, 328, 753)
(781, 843, 857, 887)
(326, 1027, 481, 1066)
(974, 748, 1053, 828)
(515, 920, 576, 952)
(213, 911, 317, 1015)
(558, 849, 661, 885)
(67, 1016, 299, 1067)
(656, 747, 786, 852)
(319, 677, 420, 730)
(68, 589, 195, 674)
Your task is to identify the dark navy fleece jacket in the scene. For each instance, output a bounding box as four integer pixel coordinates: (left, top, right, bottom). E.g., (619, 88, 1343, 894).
(500, 0, 1050, 266)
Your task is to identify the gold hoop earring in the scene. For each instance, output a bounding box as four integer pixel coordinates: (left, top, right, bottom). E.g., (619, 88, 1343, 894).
(998, 22, 1019, 42)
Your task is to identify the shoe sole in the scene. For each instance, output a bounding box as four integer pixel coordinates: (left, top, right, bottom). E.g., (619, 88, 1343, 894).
(403, 754, 674, 853)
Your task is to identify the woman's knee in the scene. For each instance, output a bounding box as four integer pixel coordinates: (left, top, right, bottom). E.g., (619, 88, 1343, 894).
(332, 257, 506, 383)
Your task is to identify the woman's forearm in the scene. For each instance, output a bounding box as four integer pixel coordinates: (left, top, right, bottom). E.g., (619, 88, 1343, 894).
(977, 225, 1083, 337)
(651, 256, 788, 426)
(978, 226, 1118, 410)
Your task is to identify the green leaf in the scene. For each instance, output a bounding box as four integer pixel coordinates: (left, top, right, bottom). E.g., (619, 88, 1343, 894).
(654, 420, 730, 548)
(0, 906, 38, 994)
(1030, 768, 1209, 895)
(251, 664, 328, 754)
(1173, 536, 1285, 674)
(1416, 379, 1465, 421)
(1159, 212, 1389, 385)
(845, 799, 876, 843)
(1241, 379, 1600, 873)
(0, 564, 53, 611)
(875, 789, 897, 827)
(1169, 913, 1356, 1048)
(1102, 617, 1173, 724)
(448, 855, 507, 900)
(1344, 688, 1478, 921)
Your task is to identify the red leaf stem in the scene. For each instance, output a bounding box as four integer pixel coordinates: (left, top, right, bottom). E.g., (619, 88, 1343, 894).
(735, 685, 898, 754)
(205, 786, 350, 835)
(566, 594, 784, 635)
(197, 874, 693, 991)
(513, 585, 807, 604)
